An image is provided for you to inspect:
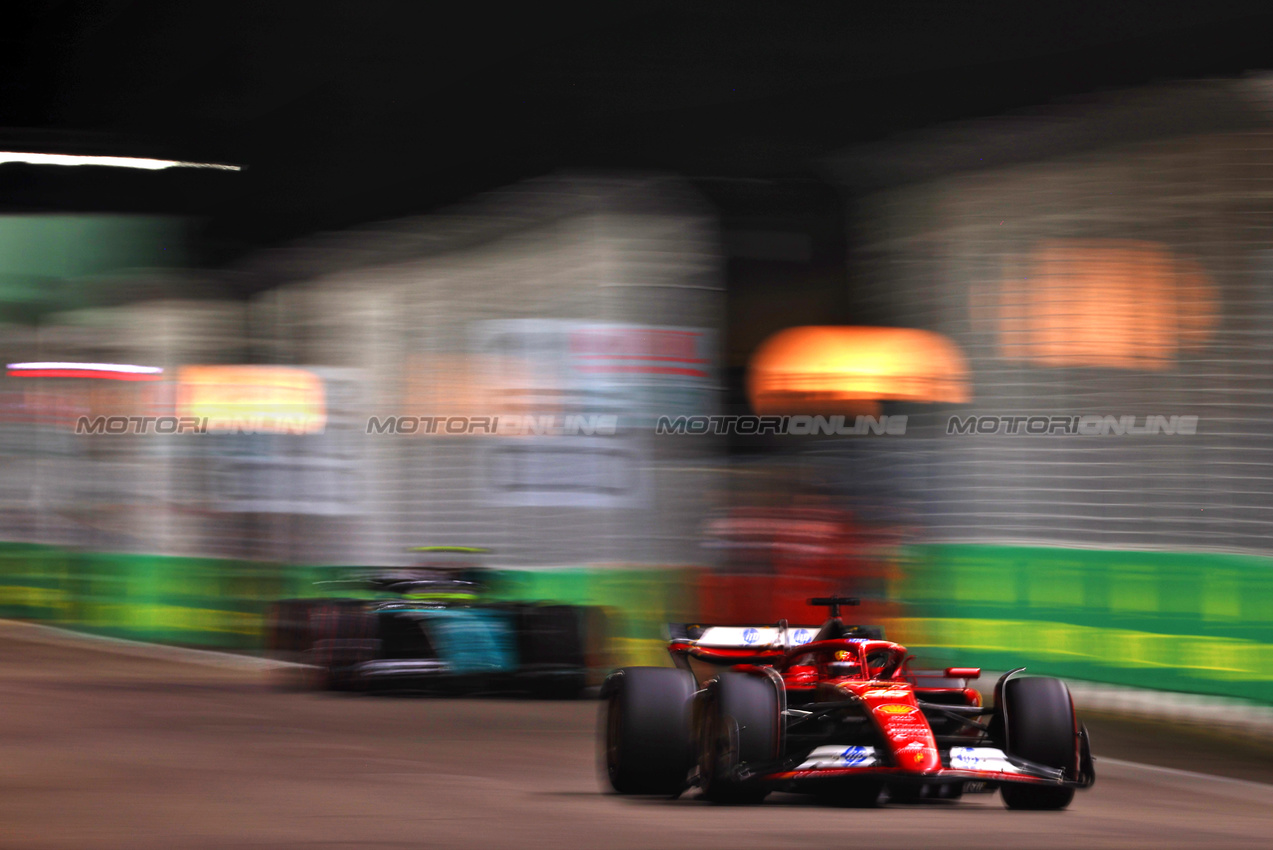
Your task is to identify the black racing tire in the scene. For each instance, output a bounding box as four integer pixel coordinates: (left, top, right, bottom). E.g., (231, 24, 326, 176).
(264, 600, 288, 655)
(699, 671, 780, 804)
(601, 667, 696, 795)
(580, 605, 616, 688)
(263, 601, 284, 655)
(311, 601, 377, 692)
(265, 599, 330, 690)
(517, 605, 588, 698)
(265, 599, 320, 658)
(999, 676, 1078, 811)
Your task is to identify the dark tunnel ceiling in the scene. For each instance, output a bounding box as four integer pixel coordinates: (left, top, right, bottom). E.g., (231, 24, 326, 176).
(4, 1, 1273, 260)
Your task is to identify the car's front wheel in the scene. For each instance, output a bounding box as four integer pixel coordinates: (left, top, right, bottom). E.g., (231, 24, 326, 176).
(600, 667, 696, 795)
(998, 676, 1078, 810)
(698, 671, 780, 804)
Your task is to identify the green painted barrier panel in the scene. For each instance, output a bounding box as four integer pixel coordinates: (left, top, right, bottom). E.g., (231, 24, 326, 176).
(0, 543, 696, 664)
(10, 537, 1271, 699)
(0, 544, 72, 620)
(58, 553, 288, 648)
(896, 544, 1273, 704)
(0, 543, 285, 649)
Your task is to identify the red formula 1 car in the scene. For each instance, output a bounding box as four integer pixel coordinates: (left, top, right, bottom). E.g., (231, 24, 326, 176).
(600, 597, 1094, 808)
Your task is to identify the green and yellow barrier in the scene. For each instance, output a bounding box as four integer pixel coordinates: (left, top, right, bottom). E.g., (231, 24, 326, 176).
(14, 537, 1269, 700)
(0, 544, 696, 663)
(894, 545, 1273, 703)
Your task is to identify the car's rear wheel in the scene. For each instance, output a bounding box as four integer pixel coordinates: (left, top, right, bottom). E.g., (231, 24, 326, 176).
(698, 671, 779, 804)
(998, 676, 1078, 810)
(514, 604, 588, 698)
(601, 667, 696, 795)
(580, 605, 616, 688)
(310, 601, 377, 691)
(266, 599, 337, 690)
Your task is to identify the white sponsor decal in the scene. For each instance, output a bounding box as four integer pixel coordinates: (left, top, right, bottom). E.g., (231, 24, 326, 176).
(696, 627, 818, 649)
(796, 745, 879, 770)
(948, 747, 1020, 774)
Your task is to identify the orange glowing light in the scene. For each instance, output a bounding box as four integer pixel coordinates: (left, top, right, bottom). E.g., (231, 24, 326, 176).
(747, 326, 970, 415)
(177, 366, 326, 434)
(979, 240, 1218, 370)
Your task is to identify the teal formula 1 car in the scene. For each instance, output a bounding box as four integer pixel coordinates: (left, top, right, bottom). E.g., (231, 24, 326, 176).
(265, 551, 603, 697)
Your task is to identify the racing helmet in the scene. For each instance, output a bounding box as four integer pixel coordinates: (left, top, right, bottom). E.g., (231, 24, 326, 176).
(826, 648, 861, 678)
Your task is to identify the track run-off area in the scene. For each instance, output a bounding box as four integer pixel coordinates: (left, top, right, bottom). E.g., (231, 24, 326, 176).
(1, 622, 1271, 850)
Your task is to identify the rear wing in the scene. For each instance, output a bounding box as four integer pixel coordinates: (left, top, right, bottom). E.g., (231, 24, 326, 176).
(666, 622, 885, 662)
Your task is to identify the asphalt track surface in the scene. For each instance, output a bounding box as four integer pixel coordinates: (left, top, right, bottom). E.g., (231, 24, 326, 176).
(2, 625, 1272, 850)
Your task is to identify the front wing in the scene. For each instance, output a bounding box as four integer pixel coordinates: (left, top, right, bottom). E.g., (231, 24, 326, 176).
(742, 742, 1094, 789)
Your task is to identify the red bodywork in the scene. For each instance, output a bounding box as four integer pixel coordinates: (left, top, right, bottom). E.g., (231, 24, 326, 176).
(669, 630, 1084, 790)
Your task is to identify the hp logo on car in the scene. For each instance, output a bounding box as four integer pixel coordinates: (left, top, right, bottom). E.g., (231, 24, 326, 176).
(840, 747, 871, 766)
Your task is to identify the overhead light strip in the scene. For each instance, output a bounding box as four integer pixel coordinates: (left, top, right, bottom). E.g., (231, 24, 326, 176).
(8, 362, 163, 374)
(0, 152, 241, 171)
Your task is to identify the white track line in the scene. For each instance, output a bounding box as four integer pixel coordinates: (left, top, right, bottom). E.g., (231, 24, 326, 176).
(1, 619, 305, 671)
(1098, 757, 1273, 791)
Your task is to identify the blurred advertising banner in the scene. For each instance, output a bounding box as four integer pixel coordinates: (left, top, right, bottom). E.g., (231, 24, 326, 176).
(396, 320, 707, 510)
(471, 320, 716, 422)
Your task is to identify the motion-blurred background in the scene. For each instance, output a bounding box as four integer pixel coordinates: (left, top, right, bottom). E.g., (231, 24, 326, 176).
(4, 1, 1273, 707)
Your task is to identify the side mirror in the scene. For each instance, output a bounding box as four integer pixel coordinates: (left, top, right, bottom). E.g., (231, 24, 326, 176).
(945, 667, 981, 679)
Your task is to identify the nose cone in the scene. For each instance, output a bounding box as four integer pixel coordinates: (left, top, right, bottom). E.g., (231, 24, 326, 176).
(856, 684, 940, 774)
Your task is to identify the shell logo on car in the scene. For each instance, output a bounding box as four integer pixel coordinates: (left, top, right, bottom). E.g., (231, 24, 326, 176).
(875, 703, 917, 715)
